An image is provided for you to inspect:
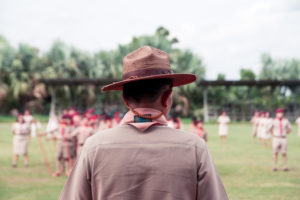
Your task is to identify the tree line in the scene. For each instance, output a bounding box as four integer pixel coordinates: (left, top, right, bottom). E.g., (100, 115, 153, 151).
(0, 27, 299, 118)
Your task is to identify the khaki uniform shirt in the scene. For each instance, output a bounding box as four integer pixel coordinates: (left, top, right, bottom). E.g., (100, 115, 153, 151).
(54, 125, 76, 159)
(12, 122, 30, 155)
(60, 125, 228, 200)
(12, 123, 30, 136)
(71, 126, 94, 145)
(54, 125, 74, 141)
(271, 118, 291, 137)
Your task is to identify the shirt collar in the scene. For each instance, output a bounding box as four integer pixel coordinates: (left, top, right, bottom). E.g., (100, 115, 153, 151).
(121, 108, 168, 132)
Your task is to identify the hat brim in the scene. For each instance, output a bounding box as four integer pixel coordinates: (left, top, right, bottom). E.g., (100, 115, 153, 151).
(101, 73, 197, 92)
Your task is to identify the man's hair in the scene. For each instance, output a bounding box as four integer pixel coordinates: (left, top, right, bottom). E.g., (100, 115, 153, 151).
(123, 78, 172, 104)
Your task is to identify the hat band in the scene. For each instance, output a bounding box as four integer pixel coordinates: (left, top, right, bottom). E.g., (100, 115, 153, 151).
(122, 68, 172, 80)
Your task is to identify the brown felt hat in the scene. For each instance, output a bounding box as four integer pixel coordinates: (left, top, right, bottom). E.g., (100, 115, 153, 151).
(101, 46, 197, 92)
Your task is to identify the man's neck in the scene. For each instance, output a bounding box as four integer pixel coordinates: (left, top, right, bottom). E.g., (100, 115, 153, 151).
(130, 103, 163, 112)
(129, 104, 168, 118)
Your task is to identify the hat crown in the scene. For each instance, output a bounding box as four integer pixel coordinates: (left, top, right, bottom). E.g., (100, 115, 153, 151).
(122, 46, 171, 79)
(101, 46, 196, 92)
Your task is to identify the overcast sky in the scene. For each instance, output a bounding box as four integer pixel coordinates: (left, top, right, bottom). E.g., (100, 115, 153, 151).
(1, 0, 299, 79)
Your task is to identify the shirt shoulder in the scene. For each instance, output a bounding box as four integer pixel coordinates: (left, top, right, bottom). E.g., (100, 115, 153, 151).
(84, 125, 207, 154)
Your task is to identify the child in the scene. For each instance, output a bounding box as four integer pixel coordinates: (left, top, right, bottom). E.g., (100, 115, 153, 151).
(196, 120, 208, 142)
(51, 115, 75, 176)
(12, 115, 31, 167)
(217, 111, 230, 143)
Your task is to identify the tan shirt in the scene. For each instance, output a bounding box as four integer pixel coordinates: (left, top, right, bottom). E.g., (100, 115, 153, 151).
(271, 118, 291, 137)
(71, 126, 94, 145)
(54, 125, 75, 143)
(60, 125, 228, 200)
(12, 123, 30, 136)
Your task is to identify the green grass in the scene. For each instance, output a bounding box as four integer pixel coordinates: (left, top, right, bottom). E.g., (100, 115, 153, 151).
(0, 115, 49, 123)
(0, 121, 300, 200)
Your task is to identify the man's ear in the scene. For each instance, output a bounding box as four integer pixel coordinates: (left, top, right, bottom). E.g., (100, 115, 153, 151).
(161, 89, 172, 107)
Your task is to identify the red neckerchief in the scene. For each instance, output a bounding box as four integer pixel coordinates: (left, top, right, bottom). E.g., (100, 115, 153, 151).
(61, 123, 66, 136)
(278, 118, 283, 136)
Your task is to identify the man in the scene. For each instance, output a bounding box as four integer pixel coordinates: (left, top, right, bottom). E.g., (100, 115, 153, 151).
(270, 108, 291, 171)
(217, 111, 230, 143)
(59, 46, 228, 200)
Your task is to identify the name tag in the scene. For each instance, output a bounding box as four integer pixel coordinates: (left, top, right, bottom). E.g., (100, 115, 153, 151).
(134, 114, 152, 123)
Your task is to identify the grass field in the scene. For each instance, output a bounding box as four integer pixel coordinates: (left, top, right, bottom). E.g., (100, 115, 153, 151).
(0, 121, 299, 200)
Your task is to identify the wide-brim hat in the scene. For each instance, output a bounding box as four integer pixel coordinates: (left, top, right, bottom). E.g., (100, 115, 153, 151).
(102, 46, 196, 92)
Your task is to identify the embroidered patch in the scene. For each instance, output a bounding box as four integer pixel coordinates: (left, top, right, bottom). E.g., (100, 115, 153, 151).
(134, 114, 152, 123)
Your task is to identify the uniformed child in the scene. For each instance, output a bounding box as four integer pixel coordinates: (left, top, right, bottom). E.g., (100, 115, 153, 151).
(295, 114, 300, 143)
(189, 118, 208, 142)
(99, 115, 113, 130)
(261, 112, 272, 148)
(189, 117, 198, 133)
(270, 108, 291, 171)
(12, 114, 31, 167)
(68, 117, 93, 156)
(257, 112, 265, 144)
(196, 120, 208, 142)
(51, 115, 76, 176)
(173, 116, 183, 129)
(84, 108, 95, 121)
(168, 115, 182, 130)
(217, 111, 230, 143)
(250, 111, 259, 143)
(68, 107, 80, 127)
